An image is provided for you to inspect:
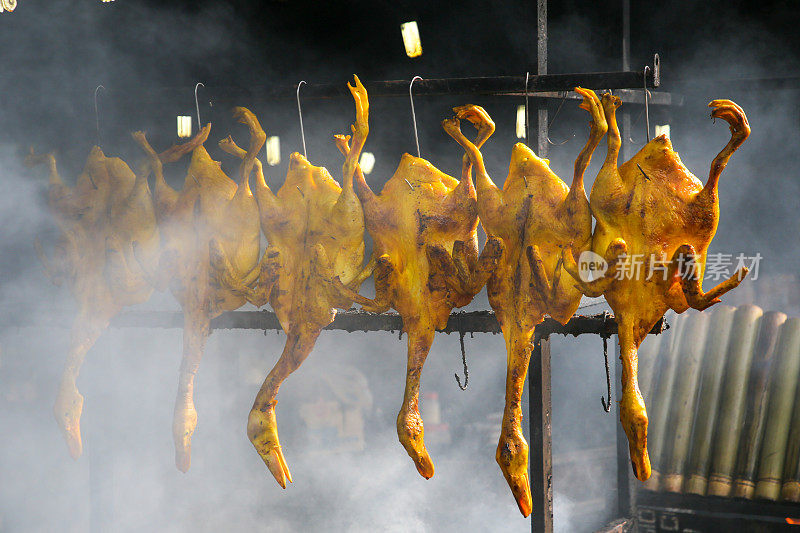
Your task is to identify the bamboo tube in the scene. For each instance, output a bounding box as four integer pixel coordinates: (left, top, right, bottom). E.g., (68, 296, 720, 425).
(660, 311, 711, 493)
(754, 318, 800, 500)
(706, 305, 764, 497)
(780, 318, 800, 502)
(642, 313, 689, 491)
(732, 311, 788, 499)
(684, 305, 737, 495)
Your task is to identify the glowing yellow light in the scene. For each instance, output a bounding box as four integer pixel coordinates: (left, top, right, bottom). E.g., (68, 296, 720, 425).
(359, 152, 376, 175)
(1, 0, 18, 12)
(101, 0, 115, 3)
(401, 21, 422, 58)
(655, 124, 670, 139)
(177, 116, 192, 138)
(266, 136, 280, 166)
(516, 105, 526, 139)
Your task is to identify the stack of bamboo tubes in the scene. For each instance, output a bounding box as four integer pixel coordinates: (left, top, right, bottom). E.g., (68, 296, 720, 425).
(640, 305, 800, 501)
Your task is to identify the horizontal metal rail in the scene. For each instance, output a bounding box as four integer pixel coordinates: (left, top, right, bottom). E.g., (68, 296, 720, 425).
(120, 60, 677, 107)
(194, 70, 658, 100)
(0, 309, 668, 337)
(86, 309, 667, 337)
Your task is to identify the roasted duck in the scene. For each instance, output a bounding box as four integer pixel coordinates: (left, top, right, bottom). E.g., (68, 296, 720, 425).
(443, 98, 592, 516)
(561, 89, 750, 481)
(134, 112, 264, 472)
(345, 104, 502, 480)
(215, 77, 374, 488)
(28, 144, 159, 459)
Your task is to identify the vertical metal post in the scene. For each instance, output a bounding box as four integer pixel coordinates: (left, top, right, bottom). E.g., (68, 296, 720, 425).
(535, 0, 549, 159)
(529, 3, 552, 532)
(530, 334, 553, 533)
(621, 0, 633, 163)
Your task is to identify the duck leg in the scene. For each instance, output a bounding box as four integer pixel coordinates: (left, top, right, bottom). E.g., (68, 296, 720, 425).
(526, 245, 558, 307)
(669, 243, 749, 311)
(703, 100, 751, 196)
(561, 239, 627, 297)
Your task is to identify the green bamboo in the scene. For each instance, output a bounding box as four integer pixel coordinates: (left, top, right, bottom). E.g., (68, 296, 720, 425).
(660, 311, 711, 493)
(754, 318, 800, 500)
(684, 305, 737, 495)
(732, 311, 788, 499)
(642, 312, 689, 491)
(780, 317, 800, 502)
(707, 305, 764, 497)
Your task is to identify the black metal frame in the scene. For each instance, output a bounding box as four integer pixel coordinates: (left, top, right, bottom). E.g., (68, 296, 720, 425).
(4, 308, 665, 338)
(635, 491, 800, 532)
(123, 69, 667, 106)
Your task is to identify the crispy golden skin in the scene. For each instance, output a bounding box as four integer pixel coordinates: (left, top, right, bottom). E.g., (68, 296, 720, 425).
(135, 113, 264, 472)
(347, 104, 502, 480)
(561, 89, 750, 482)
(28, 143, 159, 460)
(444, 99, 592, 517)
(221, 77, 373, 488)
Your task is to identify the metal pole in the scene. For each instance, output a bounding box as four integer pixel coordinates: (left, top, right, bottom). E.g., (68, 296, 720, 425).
(529, 2, 553, 531)
(530, 334, 554, 533)
(535, 0, 549, 159)
(621, 0, 633, 163)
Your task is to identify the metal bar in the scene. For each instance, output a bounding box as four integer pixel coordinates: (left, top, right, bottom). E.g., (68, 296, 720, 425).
(531, 3, 552, 531)
(636, 490, 800, 523)
(535, 0, 548, 161)
(125, 71, 661, 105)
(529, 89, 680, 106)
(676, 76, 800, 92)
(622, 0, 631, 72)
(0, 309, 667, 336)
(530, 334, 554, 533)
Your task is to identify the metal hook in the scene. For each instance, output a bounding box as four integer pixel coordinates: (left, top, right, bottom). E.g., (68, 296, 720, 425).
(194, 82, 205, 133)
(546, 92, 576, 146)
(455, 314, 469, 390)
(600, 311, 612, 413)
(628, 66, 652, 144)
(524, 72, 530, 143)
(296, 81, 307, 158)
(409, 76, 423, 157)
(94, 85, 105, 147)
(643, 65, 651, 142)
(627, 89, 653, 144)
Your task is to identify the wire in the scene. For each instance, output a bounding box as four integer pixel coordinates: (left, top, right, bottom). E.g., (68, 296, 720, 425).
(194, 82, 205, 133)
(296, 81, 307, 158)
(409, 76, 423, 157)
(94, 85, 105, 147)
